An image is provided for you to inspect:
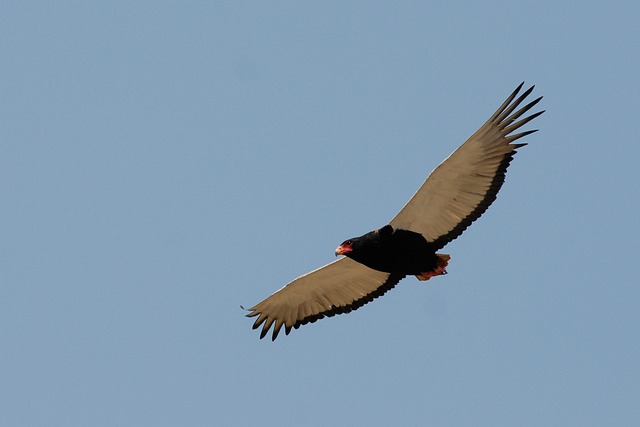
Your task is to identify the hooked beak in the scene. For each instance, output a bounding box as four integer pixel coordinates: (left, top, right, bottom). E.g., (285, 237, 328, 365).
(335, 244, 352, 257)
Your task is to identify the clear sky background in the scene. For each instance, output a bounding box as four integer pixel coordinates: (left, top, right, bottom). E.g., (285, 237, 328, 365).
(2, 1, 639, 426)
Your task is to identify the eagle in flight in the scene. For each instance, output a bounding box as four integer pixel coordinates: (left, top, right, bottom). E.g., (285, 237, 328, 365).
(246, 83, 544, 340)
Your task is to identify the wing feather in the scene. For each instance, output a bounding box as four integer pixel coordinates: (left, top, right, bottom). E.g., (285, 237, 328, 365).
(390, 83, 544, 250)
(246, 258, 405, 340)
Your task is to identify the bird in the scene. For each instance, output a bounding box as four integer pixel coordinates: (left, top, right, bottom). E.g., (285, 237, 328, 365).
(245, 83, 544, 341)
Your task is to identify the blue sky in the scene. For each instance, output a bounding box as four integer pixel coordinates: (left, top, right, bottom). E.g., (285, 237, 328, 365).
(2, 1, 639, 426)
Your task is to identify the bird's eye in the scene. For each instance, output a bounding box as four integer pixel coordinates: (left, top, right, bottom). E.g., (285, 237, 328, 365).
(346, 240, 352, 245)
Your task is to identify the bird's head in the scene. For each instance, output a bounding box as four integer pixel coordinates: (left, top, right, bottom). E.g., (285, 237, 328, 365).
(335, 239, 355, 256)
(335, 225, 393, 257)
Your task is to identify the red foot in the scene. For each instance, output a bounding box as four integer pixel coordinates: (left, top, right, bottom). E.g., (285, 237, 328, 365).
(415, 254, 450, 281)
(415, 265, 447, 281)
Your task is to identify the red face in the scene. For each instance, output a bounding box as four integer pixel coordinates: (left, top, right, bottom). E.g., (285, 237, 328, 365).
(335, 240, 353, 256)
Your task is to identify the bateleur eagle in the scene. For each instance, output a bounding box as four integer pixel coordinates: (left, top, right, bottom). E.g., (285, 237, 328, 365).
(246, 83, 544, 340)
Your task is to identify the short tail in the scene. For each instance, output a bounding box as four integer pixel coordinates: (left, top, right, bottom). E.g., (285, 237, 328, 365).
(416, 253, 450, 281)
(436, 253, 450, 268)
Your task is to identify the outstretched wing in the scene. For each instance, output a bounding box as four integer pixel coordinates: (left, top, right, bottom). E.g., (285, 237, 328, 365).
(390, 83, 544, 250)
(246, 258, 405, 341)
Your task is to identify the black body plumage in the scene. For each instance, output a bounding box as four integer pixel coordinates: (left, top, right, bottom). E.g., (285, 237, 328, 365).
(341, 225, 439, 275)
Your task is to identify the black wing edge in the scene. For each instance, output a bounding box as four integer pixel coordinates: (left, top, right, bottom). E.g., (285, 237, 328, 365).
(246, 273, 406, 341)
(429, 83, 545, 250)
